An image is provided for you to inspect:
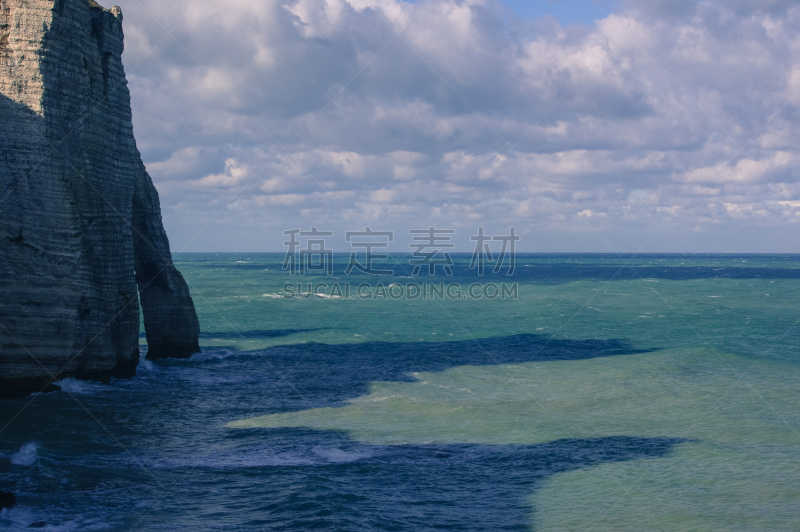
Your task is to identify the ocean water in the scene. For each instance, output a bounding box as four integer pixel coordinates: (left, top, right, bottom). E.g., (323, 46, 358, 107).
(1, 253, 800, 530)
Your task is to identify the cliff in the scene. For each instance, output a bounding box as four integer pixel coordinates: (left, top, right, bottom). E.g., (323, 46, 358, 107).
(0, 0, 200, 397)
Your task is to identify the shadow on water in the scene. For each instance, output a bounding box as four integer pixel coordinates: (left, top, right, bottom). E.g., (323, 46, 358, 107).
(181, 334, 673, 530)
(159, 429, 687, 531)
(0, 333, 673, 530)
(0, 422, 686, 530)
(185, 333, 658, 410)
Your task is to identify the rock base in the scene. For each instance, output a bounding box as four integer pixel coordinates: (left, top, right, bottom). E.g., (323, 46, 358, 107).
(0, 491, 17, 510)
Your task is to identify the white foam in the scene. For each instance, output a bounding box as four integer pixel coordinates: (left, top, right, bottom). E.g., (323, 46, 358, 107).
(10, 442, 37, 466)
(189, 349, 237, 362)
(54, 378, 105, 395)
(311, 447, 370, 463)
(151, 446, 371, 469)
(313, 293, 343, 300)
(0, 506, 87, 532)
(137, 359, 155, 374)
(0, 506, 39, 531)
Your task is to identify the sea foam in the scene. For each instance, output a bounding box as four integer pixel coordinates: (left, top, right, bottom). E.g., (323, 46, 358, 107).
(54, 378, 105, 395)
(10, 442, 37, 466)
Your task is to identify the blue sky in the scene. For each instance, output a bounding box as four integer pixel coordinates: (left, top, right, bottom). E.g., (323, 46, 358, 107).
(114, 0, 800, 252)
(488, 0, 617, 25)
(408, 0, 619, 26)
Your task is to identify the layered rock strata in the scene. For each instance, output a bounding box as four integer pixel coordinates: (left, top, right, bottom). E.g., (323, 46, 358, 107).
(0, 0, 200, 397)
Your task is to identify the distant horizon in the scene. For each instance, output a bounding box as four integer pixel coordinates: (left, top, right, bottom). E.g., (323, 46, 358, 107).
(170, 251, 800, 256)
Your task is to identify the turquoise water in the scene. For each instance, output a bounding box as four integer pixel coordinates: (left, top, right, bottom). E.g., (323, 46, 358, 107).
(2, 254, 800, 530)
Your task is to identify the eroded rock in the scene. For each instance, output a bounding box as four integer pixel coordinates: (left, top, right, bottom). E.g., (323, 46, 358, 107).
(0, 0, 200, 396)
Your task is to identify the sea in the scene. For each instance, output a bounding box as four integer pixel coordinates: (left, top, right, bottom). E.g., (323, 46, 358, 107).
(1, 253, 800, 531)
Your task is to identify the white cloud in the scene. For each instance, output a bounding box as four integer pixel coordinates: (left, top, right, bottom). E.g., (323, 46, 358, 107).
(194, 158, 252, 187)
(680, 152, 794, 184)
(112, 0, 800, 251)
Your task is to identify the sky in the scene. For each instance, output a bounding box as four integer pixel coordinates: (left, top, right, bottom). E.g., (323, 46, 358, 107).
(450, 0, 618, 26)
(111, 0, 800, 252)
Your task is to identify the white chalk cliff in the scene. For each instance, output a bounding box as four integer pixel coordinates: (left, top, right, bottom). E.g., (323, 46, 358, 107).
(0, 0, 201, 396)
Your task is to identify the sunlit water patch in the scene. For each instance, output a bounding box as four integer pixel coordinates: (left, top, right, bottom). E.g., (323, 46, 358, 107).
(229, 347, 800, 529)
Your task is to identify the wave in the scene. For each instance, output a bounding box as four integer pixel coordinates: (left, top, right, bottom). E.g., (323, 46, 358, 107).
(54, 378, 109, 395)
(10, 443, 37, 466)
(150, 446, 372, 469)
(135, 359, 155, 374)
(0, 506, 103, 532)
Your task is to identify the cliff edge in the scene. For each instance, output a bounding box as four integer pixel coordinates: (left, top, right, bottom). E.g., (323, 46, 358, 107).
(0, 0, 201, 397)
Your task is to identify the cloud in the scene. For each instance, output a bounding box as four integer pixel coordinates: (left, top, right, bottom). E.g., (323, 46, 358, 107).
(194, 158, 252, 187)
(114, 0, 800, 251)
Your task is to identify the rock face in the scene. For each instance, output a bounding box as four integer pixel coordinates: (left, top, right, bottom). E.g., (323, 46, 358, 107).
(0, 490, 16, 509)
(0, 0, 200, 397)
